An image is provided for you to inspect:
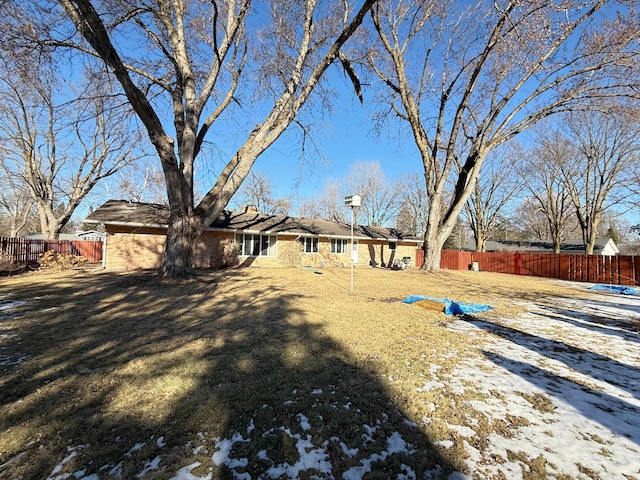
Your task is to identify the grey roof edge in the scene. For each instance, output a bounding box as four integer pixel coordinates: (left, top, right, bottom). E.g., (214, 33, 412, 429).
(85, 200, 423, 243)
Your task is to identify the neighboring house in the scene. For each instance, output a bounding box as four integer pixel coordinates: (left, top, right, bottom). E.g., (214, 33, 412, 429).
(25, 232, 83, 241)
(84, 200, 424, 270)
(25, 231, 105, 242)
(77, 230, 106, 242)
(463, 238, 619, 256)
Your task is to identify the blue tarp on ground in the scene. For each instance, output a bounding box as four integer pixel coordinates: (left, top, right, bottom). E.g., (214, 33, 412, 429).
(403, 295, 494, 315)
(589, 284, 638, 295)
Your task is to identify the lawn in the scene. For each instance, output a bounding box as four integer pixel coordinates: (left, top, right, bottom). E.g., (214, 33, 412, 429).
(0, 266, 638, 479)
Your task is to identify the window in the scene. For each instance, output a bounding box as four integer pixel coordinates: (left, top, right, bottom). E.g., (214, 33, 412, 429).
(235, 233, 277, 257)
(331, 238, 349, 254)
(300, 237, 318, 253)
(389, 241, 397, 250)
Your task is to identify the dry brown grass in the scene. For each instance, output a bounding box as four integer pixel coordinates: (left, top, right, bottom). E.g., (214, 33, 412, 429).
(0, 266, 587, 479)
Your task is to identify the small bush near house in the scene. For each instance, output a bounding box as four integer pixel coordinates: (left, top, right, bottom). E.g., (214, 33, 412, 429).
(0, 252, 24, 275)
(220, 239, 240, 268)
(38, 250, 88, 270)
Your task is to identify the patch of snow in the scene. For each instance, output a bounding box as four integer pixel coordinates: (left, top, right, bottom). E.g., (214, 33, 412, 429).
(108, 461, 123, 478)
(297, 413, 311, 431)
(343, 431, 415, 480)
(361, 424, 378, 444)
(403, 418, 418, 428)
(211, 432, 249, 467)
(398, 463, 417, 480)
(0, 298, 28, 313)
(416, 380, 445, 392)
(46, 450, 77, 479)
(446, 424, 475, 438)
(170, 462, 212, 480)
(435, 440, 454, 449)
(337, 441, 359, 458)
(265, 433, 332, 479)
(447, 472, 472, 480)
(192, 445, 205, 456)
(438, 292, 640, 479)
(135, 456, 161, 477)
(387, 431, 415, 455)
(125, 442, 145, 457)
(0, 353, 30, 366)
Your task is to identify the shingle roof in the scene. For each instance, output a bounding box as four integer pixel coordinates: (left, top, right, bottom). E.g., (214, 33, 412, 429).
(463, 238, 616, 254)
(85, 200, 423, 243)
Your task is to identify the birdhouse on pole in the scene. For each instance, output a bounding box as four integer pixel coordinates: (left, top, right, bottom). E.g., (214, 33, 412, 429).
(344, 195, 361, 207)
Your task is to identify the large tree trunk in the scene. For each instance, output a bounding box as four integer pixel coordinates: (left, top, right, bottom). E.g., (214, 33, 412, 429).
(421, 198, 445, 272)
(422, 226, 444, 272)
(160, 212, 201, 277)
(37, 204, 62, 240)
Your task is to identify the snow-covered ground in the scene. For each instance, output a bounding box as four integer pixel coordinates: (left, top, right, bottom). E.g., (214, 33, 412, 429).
(2, 285, 640, 479)
(441, 286, 640, 479)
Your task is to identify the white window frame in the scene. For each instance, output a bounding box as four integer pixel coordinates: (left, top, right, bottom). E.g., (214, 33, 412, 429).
(236, 233, 277, 257)
(331, 238, 349, 254)
(300, 237, 319, 254)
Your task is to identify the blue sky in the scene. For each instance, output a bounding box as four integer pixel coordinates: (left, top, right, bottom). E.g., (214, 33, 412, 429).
(240, 73, 423, 212)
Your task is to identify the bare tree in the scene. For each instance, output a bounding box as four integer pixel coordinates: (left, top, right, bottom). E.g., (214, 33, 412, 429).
(299, 180, 347, 222)
(557, 108, 640, 253)
(44, 0, 376, 276)
(0, 59, 139, 239)
(115, 162, 168, 205)
(368, 0, 640, 270)
(463, 146, 524, 251)
(0, 159, 37, 236)
(300, 160, 398, 225)
(344, 161, 398, 226)
(395, 173, 429, 235)
(231, 170, 291, 215)
(520, 129, 579, 252)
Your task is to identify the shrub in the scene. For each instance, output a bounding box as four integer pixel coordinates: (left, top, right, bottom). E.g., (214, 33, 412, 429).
(220, 239, 240, 269)
(0, 252, 24, 274)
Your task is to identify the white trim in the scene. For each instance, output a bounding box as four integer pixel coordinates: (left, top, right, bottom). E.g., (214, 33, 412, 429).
(235, 233, 278, 257)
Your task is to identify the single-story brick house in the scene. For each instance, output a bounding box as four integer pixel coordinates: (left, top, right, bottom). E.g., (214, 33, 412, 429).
(84, 200, 424, 270)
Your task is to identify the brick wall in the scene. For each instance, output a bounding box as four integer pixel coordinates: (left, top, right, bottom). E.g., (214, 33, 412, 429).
(104, 226, 422, 271)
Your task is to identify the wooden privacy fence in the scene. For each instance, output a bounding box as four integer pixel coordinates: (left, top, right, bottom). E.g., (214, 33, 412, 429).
(1, 237, 103, 265)
(415, 249, 640, 286)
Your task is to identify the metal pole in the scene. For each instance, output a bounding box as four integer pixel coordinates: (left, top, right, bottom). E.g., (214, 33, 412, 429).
(350, 207, 354, 293)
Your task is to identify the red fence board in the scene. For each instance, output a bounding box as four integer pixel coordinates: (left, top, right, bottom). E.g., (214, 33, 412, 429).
(433, 249, 639, 286)
(1, 237, 103, 265)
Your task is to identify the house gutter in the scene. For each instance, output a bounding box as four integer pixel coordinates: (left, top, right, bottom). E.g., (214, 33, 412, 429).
(96, 220, 424, 244)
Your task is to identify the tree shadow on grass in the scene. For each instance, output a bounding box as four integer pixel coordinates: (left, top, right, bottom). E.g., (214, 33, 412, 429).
(534, 299, 640, 343)
(0, 270, 458, 478)
(482, 351, 640, 446)
(462, 316, 640, 402)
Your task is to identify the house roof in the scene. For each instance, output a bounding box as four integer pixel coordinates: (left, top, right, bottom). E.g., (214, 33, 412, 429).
(463, 238, 618, 254)
(25, 232, 82, 241)
(84, 200, 423, 243)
